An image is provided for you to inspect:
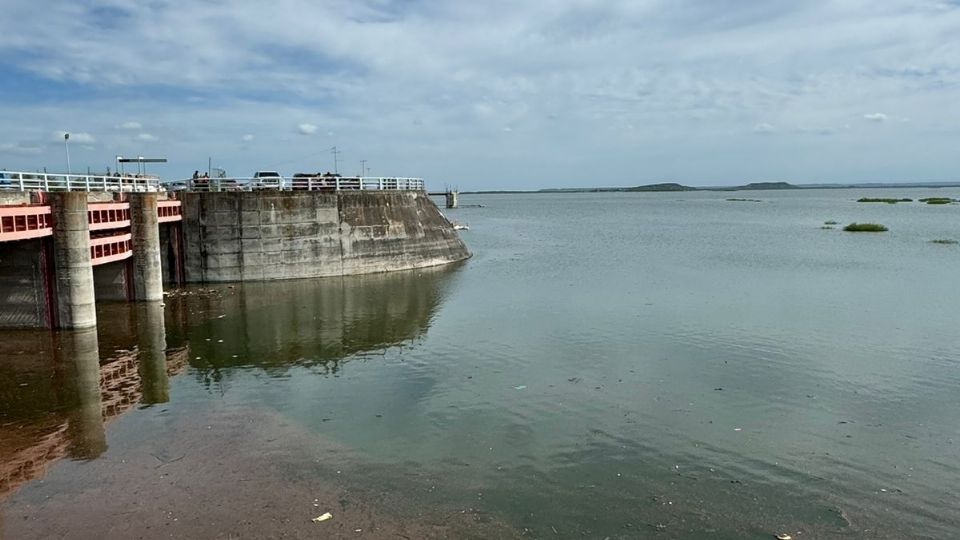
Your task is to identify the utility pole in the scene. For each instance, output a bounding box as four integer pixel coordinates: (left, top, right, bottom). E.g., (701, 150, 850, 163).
(64, 133, 71, 174)
(360, 159, 367, 177)
(331, 146, 340, 175)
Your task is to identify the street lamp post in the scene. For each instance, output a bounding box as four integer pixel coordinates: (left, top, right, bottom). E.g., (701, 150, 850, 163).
(360, 159, 367, 177)
(64, 133, 71, 174)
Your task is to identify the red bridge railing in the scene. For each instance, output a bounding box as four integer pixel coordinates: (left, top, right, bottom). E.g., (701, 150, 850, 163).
(0, 205, 53, 242)
(88, 203, 131, 231)
(157, 200, 182, 222)
(1, 199, 180, 244)
(89, 233, 132, 266)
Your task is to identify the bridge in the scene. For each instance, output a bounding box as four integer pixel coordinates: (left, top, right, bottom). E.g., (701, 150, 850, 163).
(0, 170, 461, 330)
(0, 172, 184, 329)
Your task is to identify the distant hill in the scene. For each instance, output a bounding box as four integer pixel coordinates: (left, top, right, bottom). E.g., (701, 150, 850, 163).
(625, 183, 697, 192)
(737, 182, 797, 190)
(465, 180, 959, 195)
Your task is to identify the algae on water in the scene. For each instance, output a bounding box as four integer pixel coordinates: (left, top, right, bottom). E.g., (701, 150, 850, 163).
(857, 198, 912, 204)
(844, 223, 888, 232)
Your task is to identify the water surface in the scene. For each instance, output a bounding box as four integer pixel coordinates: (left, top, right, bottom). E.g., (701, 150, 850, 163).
(2, 189, 959, 539)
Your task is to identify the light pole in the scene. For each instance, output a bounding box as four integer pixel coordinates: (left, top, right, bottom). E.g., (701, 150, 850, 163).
(64, 133, 71, 174)
(360, 159, 367, 177)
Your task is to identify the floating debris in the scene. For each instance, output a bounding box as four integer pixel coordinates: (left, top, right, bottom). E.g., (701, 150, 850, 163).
(311, 512, 333, 523)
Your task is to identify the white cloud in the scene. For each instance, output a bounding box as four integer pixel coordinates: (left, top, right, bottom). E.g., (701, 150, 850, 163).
(52, 131, 95, 144)
(864, 113, 889, 122)
(242, 134, 254, 141)
(1, 1, 959, 187)
(137, 133, 158, 141)
(0, 142, 42, 156)
(753, 123, 776, 134)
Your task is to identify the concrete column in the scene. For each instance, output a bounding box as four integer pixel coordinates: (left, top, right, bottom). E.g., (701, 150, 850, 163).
(49, 192, 97, 329)
(129, 194, 164, 301)
(445, 190, 459, 209)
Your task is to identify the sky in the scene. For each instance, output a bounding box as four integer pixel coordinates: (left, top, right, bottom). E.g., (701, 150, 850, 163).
(0, 0, 958, 190)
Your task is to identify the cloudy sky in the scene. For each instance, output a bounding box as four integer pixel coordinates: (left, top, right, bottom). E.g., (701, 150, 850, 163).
(1, 0, 958, 190)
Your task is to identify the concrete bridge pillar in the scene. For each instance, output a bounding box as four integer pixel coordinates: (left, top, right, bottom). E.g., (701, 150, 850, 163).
(445, 190, 459, 209)
(129, 194, 164, 301)
(49, 192, 97, 329)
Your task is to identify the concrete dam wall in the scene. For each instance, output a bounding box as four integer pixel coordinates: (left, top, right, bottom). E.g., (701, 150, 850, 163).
(181, 190, 470, 282)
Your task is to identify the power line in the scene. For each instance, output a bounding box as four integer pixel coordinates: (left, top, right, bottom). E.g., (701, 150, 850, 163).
(331, 146, 341, 174)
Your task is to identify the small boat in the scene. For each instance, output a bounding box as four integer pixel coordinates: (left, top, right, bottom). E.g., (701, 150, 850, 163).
(453, 223, 469, 231)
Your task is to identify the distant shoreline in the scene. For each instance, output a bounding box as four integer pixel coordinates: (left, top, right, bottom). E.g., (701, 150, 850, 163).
(458, 181, 960, 195)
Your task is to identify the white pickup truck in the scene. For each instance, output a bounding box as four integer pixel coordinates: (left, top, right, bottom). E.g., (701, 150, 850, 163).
(251, 171, 284, 190)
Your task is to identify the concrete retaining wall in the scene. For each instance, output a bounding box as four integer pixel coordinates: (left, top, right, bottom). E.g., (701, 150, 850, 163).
(181, 191, 469, 282)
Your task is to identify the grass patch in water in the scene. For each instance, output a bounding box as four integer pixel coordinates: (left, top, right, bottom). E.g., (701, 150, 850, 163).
(727, 198, 762, 202)
(930, 239, 958, 245)
(844, 223, 888, 232)
(821, 226, 834, 230)
(857, 197, 912, 204)
(919, 197, 956, 205)
(824, 220, 838, 225)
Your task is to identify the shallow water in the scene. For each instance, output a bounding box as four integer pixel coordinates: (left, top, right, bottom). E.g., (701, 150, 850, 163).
(2, 189, 959, 539)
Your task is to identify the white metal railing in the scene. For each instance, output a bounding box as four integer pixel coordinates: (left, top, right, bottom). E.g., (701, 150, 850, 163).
(0, 171, 162, 192)
(177, 176, 425, 193)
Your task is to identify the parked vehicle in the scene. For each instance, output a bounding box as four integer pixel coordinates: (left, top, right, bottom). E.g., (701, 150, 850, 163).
(164, 181, 188, 192)
(251, 171, 283, 190)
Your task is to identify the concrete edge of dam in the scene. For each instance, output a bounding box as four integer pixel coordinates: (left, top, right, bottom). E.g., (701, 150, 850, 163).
(181, 189, 470, 282)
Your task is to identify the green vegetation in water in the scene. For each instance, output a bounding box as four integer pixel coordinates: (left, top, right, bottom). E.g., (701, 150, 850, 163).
(930, 239, 959, 245)
(821, 226, 834, 230)
(857, 197, 912, 204)
(844, 223, 888, 232)
(727, 198, 762, 202)
(919, 197, 956, 205)
(824, 220, 838, 225)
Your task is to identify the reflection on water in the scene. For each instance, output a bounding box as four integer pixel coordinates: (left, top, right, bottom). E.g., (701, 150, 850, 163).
(60, 330, 106, 460)
(171, 262, 460, 380)
(0, 263, 461, 505)
(0, 303, 188, 501)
